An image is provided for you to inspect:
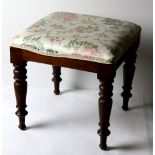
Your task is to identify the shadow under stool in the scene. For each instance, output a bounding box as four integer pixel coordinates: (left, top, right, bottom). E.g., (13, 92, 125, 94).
(10, 12, 141, 150)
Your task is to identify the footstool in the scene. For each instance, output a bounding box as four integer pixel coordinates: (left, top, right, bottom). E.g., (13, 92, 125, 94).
(10, 12, 141, 150)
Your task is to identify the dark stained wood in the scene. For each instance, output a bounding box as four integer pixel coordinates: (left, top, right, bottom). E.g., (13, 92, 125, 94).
(13, 62, 28, 130)
(97, 70, 116, 150)
(52, 66, 62, 95)
(10, 34, 140, 150)
(121, 51, 137, 110)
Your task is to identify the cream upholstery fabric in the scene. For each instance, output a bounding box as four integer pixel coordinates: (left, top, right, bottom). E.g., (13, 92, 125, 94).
(11, 12, 141, 64)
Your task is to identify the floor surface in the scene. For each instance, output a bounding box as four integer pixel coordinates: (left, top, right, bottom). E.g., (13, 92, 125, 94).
(2, 86, 153, 155)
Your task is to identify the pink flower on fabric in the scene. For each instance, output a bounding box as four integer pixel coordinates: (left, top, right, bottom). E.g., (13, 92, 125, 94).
(82, 45, 95, 56)
(72, 45, 100, 58)
(73, 51, 80, 55)
(51, 12, 78, 22)
(72, 47, 101, 60)
(82, 45, 102, 58)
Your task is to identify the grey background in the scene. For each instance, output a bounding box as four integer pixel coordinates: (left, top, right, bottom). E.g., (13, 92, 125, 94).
(2, 1, 153, 154)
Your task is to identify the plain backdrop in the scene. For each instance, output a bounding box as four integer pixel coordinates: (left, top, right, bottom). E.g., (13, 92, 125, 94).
(2, 0, 153, 104)
(1, 1, 153, 155)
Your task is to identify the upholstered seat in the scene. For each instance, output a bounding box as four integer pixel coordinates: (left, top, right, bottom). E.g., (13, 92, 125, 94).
(11, 12, 141, 64)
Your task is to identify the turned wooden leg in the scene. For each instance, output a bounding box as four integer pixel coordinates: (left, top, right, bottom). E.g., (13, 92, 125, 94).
(13, 62, 28, 130)
(121, 52, 137, 111)
(52, 66, 62, 95)
(97, 71, 115, 150)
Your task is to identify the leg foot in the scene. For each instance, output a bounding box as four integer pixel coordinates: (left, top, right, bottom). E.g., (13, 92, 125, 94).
(13, 62, 28, 130)
(17, 116, 27, 130)
(122, 104, 129, 111)
(52, 66, 62, 95)
(97, 129, 109, 150)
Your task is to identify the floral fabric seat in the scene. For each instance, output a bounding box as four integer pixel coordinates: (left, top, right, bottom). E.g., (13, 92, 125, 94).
(11, 12, 141, 64)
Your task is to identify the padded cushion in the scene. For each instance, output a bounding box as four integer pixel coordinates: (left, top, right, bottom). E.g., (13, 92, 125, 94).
(11, 12, 141, 64)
